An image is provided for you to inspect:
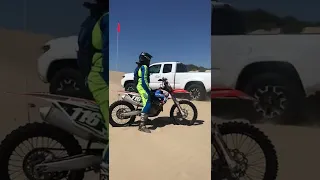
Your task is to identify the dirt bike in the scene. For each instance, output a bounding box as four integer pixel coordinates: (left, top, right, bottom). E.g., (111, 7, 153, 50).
(0, 92, 108, 180)
(109, 77, 198, 127)
(211, 88, 278, 180)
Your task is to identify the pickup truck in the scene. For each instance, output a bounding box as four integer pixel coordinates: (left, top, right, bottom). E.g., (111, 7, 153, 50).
(36, 37, 211, 101)
(36, 35, 93, 98)
(211, 1, 320, 123)
(121, 62, 211, 100)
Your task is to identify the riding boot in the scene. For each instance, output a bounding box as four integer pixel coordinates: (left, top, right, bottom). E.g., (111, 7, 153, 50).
(139, 113, 151, 133)
(100, 161, 109, 180)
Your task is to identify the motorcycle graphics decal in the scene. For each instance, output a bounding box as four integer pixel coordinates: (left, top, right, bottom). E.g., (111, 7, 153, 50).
(129, 94, 142, 102)
(59, 103, 107, 137)
(70, 108, 102, 127)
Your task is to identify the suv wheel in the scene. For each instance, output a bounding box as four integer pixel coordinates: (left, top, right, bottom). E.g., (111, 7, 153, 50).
(244, 73, 304, 124)
(49, 68, 88, 98)
(186, 84, 206, 101)
(124, 82, 137, 92)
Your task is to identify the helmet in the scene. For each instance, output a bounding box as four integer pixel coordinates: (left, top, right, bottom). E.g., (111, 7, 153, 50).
(95, 0, 109, 11)
(138, 52, 152, 66)
(84, 0, 108, 12)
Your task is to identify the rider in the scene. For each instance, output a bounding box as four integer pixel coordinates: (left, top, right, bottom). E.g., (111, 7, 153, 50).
(134, 52, 153, 133)
(79, 0, 109, 179)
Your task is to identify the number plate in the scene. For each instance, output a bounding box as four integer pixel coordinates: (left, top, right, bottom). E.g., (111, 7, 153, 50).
(132, 95, 141, 102)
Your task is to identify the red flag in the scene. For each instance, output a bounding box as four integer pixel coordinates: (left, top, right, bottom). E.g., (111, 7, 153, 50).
(117, 22, 120, 33)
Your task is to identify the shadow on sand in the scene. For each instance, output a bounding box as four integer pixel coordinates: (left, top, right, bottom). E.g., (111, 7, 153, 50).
(129, 116, 204, 131)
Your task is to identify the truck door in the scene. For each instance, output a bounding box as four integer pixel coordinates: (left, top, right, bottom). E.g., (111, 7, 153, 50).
(211, 2, 250, 88)
(160, 63, 175, 88)
(148, 64, 162, 89)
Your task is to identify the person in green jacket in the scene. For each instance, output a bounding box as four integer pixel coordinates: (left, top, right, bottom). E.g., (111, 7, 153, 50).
(134, 52, 153, 133)
(80, 0, 109, 179)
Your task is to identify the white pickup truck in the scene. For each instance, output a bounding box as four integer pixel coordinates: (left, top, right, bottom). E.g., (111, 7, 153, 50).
(36, 35, 92, 97)
(36, 37, 211, 100)
(121, 62, 211, 100)
(211, 1, 320, 123)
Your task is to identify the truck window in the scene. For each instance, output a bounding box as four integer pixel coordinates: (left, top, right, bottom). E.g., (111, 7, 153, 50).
(211, 4, 246, 35)
(176, 63, 188, 73)
(221, 0, 320, 35)
(163, 64, 172, 73)
(149, 64, 161, 74)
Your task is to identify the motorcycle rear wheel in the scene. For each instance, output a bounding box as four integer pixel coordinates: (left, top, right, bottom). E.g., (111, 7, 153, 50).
(0, 123, 85, 180)
(109, 100, 136, 127)
(212, 122, 278, 180)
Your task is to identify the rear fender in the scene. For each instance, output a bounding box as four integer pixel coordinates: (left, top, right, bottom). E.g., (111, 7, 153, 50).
(117, 91, 140, 96)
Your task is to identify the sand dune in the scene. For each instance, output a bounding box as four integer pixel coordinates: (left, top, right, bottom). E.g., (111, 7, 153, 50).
(0, 29, 52, 138)
(109, 71, 124, 102)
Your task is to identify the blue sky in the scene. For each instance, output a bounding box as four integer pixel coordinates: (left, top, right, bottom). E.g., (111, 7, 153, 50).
(109, 0, 211, 72)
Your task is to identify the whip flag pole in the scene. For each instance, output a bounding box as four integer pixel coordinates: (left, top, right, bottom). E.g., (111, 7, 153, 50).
(116, 22, 120, 71)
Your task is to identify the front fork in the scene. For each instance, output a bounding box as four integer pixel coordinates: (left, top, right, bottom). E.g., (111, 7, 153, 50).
(171, 96, 186, 116)
(212, 124, 238, 175)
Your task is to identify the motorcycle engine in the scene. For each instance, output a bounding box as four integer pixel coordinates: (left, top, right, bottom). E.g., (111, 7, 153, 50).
(149, 101, 163, 117)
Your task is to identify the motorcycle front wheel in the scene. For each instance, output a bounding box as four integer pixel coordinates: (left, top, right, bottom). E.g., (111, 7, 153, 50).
(170, 100, 198, 125)
(109, 100, 136, 127)
(212, 122, 278, 180)
(0, 123, 85, 180)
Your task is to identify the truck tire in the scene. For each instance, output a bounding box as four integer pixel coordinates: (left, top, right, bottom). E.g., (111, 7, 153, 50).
(124, 82, 137, 92)
(186, 84, 206, 101)
(49, 68, 92, 99)
(243, 73, 305, 124)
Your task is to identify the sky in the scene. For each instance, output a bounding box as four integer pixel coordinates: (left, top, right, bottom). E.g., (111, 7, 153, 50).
(109, 0, 211, 72)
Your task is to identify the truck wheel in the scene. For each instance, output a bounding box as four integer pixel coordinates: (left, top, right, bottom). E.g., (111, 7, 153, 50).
(124, 82, 137, 92)
(49, 68, 91, 99)
(244, 73, 304, 124)
(186, 84, 206, 101)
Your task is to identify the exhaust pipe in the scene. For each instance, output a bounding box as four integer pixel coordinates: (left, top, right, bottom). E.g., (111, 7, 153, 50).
(34, 154, 101, 172)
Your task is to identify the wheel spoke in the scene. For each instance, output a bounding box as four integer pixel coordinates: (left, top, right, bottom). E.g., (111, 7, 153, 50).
(5, 136, 72, 180)
(213, 131, 267, 180)
(111, 104, 133, 124)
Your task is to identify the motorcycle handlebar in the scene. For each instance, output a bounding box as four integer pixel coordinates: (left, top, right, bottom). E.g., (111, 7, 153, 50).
(158, 78, 172, 92)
